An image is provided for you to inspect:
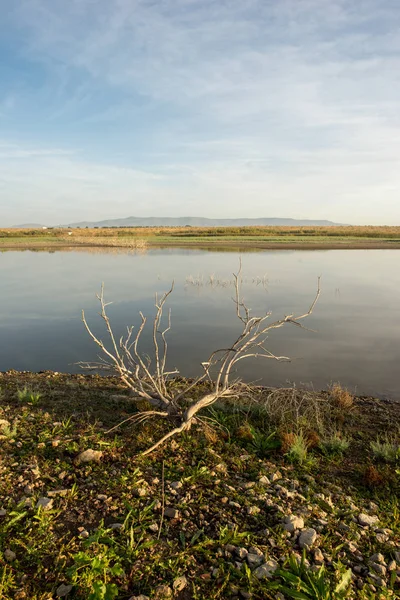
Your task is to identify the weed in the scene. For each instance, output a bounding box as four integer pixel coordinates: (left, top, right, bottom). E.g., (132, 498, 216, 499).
(0, 421, 17, 439)
(285, 431, 316, 467)
(370, 436, 399, 463)
(249, 430, 280, 458)
(320, 433, 350, 457)
(68, 526, 124, 600)
(17, 387, 42, 406)
(270, 552, 352, 599)
(330, 384, 354, 411)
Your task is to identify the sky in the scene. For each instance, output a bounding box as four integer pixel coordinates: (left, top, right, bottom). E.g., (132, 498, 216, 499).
(1, 0, 400, 226)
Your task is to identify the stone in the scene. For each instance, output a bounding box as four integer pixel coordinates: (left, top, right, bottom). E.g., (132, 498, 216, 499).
(154, 584, 173, 598)
(4, 549, 16, 562)
(299, 529, 318, 549)
(148, 523, 159, 533)
(369, 563, 387, 577)
(23, 484, 34, 496)
(47, 489, 69, 497)
(56, 584, 73, 597)
(314, 549, 324, 564)
(236, 547, 248, 560)
(173, 576, 188, 591)
(259, 475, 271, 486)
(369, 553, 385, 565)
(110, 523, 123, 530)
(247, 505, 260, 516)
(246, 553, 264, 568)
(0, 509, 6, 517)
(170, 481, 183, 490)
(36, 497, 53, 511)
(358, 513, 379, 527)
(254, 560, 279, 579)
(282, 515, 304, 532)
(271, 471, 282, 482)
(75, 449, 103, 464)
(128, 596, 150, 600)
(0, 419, 10, 429)
(387, 560, 396, 571)
(164, 507, 179, 519)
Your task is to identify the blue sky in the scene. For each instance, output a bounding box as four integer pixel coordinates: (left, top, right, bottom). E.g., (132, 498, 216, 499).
(1, 0, 400, 225)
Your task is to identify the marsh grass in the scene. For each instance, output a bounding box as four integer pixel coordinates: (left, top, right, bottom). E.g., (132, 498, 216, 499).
(370, 436, 399, 463)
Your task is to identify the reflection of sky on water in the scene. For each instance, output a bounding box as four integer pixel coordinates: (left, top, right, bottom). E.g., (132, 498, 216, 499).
(1, 248, 399, 399)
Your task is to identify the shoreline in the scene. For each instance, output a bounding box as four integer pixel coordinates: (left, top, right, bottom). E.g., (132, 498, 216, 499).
(2, 240, 400, 251)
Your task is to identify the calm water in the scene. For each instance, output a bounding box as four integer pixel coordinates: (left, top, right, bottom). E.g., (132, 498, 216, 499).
(1, 247, 399, 399)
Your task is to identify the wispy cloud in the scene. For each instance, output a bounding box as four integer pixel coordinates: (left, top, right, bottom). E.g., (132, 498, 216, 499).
(1, 0, 400, 223)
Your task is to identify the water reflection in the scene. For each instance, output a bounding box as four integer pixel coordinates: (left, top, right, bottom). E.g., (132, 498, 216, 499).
(0, 248, 399, 399)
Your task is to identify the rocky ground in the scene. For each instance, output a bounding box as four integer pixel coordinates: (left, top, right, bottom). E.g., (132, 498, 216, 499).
(0, 372, 399, 599)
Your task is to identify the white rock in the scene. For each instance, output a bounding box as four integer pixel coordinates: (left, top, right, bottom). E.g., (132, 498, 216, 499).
(56, 584, 73, 597)
(4, 549, 16, 562)
(358, 513, 379, 527)
(299, 529, 318, 549)
(247, 505, 260, 515)
(259, 475, 271, 486)
(170, 481, 183, 490)
(173, 576, 188, 591)
(36, 497, 53, 511)
(283, 515, 304, 532)
(75, 449, 103, 464)
(254, 560, 279, 579)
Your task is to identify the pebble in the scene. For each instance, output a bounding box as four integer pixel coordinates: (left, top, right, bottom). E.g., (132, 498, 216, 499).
(314, 549, 324, 564)
(36, 497, 53, 511)
(299, 529, 318, 549)
(282, 515, 304, 532)
(148, 523, 159, 533)
(259, 475, 271, 486)
(0, 509, 6, 517)
(75, 449, 103, 464)
(164, 507, 179, 519)
(358, 513, 379, 527)
(56, 584, 73, 597)
(247, 505, 260, 515)
(154, 584, 173, 598)
(173, 576, 187, 591)
(246, 553, 264, 568)
(254, 560, 279, 579)
(4, 549, 16, 562)
(170, 481, 183, 490)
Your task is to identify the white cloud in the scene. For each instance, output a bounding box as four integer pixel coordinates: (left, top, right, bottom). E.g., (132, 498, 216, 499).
(2, 0, 400, 223)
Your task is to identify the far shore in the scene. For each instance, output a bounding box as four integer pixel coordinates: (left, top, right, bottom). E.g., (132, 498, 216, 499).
(2, 239, 400, 251)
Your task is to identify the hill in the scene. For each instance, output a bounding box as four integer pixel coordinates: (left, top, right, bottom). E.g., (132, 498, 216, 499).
(65, 216, 342, 228)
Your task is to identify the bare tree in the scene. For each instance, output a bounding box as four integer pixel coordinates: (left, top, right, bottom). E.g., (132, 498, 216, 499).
(80, 262, 320, 455)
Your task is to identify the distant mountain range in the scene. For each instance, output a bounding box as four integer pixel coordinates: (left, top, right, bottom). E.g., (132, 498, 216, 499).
(12, 216, 343, 228)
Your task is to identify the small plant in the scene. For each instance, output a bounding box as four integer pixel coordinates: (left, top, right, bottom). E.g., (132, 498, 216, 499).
(67, 526, 124, 600)
(330, 384, 353, 411)
(370, 436, 399, 463)
(270, 552, 352, 599)
(285, 431, 313, 466)
(0, 421, 18, 439)
(320, 433, 350, 457)
(249, 430, 280, 458)
(17, 387, 42, 406)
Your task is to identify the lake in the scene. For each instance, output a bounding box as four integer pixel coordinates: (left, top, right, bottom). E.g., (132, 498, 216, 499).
(1, 247, 399, 399)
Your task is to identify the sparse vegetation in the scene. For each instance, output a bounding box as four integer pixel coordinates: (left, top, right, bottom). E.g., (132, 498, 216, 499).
(1, 225, 400, 250)
(0, 371, 399, 599)
(370, 436, 400, 463)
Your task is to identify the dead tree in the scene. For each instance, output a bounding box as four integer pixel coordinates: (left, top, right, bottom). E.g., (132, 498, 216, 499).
(79, 262, 320, 455)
